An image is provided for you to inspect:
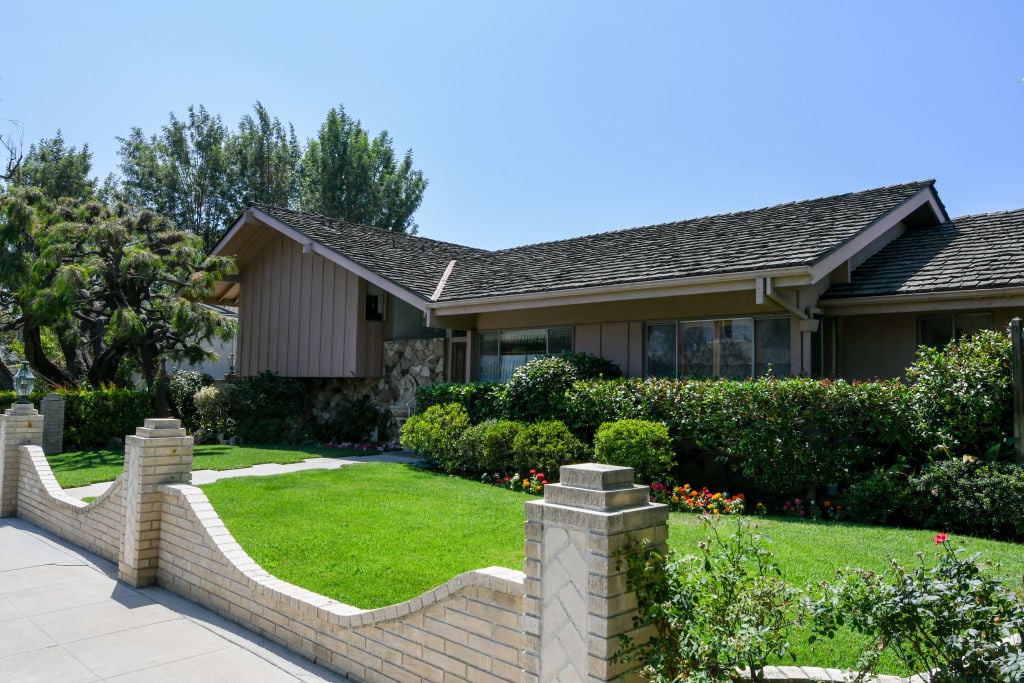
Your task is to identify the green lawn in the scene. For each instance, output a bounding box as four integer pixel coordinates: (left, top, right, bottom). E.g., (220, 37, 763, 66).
(201, 464, 526, 608)
(200, 464, 1024, 675)
(47, 444, 389, 488)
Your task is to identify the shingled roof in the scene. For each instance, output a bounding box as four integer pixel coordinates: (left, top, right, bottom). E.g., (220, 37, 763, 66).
(249, 203, 487, 301)
(433, 180, 938, 302)
(823, 209, 1024, 299)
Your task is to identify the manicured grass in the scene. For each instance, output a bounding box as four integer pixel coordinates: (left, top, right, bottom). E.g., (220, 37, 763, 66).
(200, 463, 526, 608)
(201, 465, 1023, 675)
(47, 444, 390, 488)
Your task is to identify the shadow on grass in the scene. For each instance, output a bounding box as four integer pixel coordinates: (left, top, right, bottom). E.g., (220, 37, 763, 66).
(47, 449, 124, 472)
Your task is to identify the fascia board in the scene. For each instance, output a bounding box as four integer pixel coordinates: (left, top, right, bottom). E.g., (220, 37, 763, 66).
(427, 267, 812, 316)
(821, 287, 1024, 316)
(227, 207, 430, 313)
(808, 187, 946, 284)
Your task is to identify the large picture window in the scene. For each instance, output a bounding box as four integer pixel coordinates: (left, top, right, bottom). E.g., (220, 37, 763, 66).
(645, 317, 790, 379)
(917, 313, 993, 349)
(477, 327, 573, 382)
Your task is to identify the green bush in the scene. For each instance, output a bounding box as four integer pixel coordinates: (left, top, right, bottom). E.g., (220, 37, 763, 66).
(511, 420, 589, 475)
(169, 370, 214, 431)
(505, 356, 579, 422)
(60, 389, 151, 449)
(399, 403, 471, 472)
(618, 518, 803, 682)
(567, 377, 913, 493)
(455, 419, 523, 475)
(415, 382, 506, 423)
(554, 351, 623, 380)
(905, 459, 1024, 541)
(842, 469, 915, 527)
(313, 394, 390, 444)
(906, 329, 1013, 459)
(193, 385, 230, 435)
(593, 419, 674, 485)
(220, 371, 310, 444)
(811, 540, 1024, 682)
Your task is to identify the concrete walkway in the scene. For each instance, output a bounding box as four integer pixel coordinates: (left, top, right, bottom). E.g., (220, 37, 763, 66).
(0, 516, 351, 682)
(66, 452, 423, 499)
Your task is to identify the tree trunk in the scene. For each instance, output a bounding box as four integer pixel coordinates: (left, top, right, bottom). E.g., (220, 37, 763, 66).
(22, 323, 71, 386)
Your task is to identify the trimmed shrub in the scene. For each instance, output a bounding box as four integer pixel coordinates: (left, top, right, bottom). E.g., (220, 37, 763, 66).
(905, 329, 1013, 459)
(220, 371, 310, 444)
(313, 395, 390, 443)
(904, 459, 1024, 541)
(400, 403, 471, 472)
(194, 385, 230, 435)
(554, 351, 623, 380)
(60, 389, 151, 449)
(169, 370, 214, 431)
(415, 382, 506, 423)
(511, 420, 589, 475)
(594, 419, 674, 485)
(842, 469, 915, 527)
(505, 356, 579, 422)
(455, 419, 524, 475)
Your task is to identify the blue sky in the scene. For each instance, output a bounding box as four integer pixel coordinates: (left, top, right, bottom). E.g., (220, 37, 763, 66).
(3, 1, 1023, 249)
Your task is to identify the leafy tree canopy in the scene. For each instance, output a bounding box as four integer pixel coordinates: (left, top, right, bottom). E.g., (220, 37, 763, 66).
(3, 130, 95, 201)
(0, 187, 236, 409)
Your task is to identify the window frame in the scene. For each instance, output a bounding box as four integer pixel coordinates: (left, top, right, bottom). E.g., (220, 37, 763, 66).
(475, 326, 575, 382)
(643, 315, 791, 379)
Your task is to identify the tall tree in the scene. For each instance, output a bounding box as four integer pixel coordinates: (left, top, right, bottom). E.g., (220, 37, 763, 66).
(231, 101, 301, 207)
(299, 105, 427, 233)
(117, 105, 236, 252)
(0, 187, 235, 408)
(8, 131, 96, 201)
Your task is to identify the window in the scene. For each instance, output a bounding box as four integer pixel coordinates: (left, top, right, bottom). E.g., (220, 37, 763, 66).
(365, 284, 385, 321)
(645, 317, 790, 379)
(476, 327, 574, 382)
(917, 313, 994, 348)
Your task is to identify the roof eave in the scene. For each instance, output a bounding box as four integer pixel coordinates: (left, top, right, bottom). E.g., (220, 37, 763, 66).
(427, 266, 813, 317)
(821, 286, 1024, 316)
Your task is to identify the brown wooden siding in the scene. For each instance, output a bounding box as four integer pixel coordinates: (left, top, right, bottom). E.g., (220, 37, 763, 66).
(239, 234, 383, 378)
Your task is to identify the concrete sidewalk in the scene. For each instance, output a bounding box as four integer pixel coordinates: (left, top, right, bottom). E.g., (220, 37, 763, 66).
(66, 452, 423, 499)
(0, 517, 351, 682)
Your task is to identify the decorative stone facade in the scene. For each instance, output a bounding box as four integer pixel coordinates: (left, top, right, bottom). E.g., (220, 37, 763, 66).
(308, 337, 446, 440)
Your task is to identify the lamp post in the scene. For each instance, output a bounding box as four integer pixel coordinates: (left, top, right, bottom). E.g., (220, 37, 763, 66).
(13, 362, 35, 404)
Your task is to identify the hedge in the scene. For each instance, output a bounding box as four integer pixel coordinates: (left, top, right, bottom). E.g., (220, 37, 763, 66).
(0, 389, 152, 450)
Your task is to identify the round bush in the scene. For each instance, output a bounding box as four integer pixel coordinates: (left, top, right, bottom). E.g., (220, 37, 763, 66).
(905, 329, 1013, 458)
(193, 385, 230, 435)
(169, 370, 214, 431)
(455, 419, 524, 475)
(505, 356, 580, 422)
(555, 351, 623, 380)
(399, 403, 471, 472)
(594, 419, 675, 485)
(511, 420, 589, 476)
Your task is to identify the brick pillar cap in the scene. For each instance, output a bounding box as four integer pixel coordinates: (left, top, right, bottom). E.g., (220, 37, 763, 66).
(559, 463, 636, 491)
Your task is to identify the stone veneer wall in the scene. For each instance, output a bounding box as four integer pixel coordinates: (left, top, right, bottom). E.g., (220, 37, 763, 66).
(309, 337, 446, 439)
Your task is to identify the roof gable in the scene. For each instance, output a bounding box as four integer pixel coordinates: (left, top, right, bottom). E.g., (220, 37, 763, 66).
(823, 208, 1024, 299)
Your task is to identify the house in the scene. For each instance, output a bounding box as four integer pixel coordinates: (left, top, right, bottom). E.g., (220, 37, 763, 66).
(204, 180, 1024, 411)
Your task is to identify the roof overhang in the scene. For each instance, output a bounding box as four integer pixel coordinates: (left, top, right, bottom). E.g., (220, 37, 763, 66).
(209, 206, 430, 312)
(821, 287, 1024, 316)
(426, 266, 813, 322)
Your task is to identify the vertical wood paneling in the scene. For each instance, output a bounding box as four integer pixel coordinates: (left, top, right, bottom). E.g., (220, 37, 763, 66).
(332, 266, 347, 376)
(271, 236, 286, 374)
(287, 244, 302, 376)
(600, 323, 629, 374)
(345, 272, 361, 376)
(299, 250, 314, 376)
(257, 247, 273, 373)
(627, 321, 644, 377)
(308, 254, 324, 377)
(322, 263, 336, 376)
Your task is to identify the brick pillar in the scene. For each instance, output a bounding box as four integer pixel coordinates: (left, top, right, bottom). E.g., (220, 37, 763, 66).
(523, 463, 669, 683)
(119, 418, 193, 587)
(0, 403, 44, 517)
(40, 394, 64, 455)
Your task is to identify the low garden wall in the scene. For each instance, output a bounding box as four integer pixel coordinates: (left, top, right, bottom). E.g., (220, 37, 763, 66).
(0, 404, 667, 683)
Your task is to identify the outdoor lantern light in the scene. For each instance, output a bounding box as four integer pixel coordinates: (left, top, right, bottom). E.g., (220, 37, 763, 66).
(13, 362, 35, 403)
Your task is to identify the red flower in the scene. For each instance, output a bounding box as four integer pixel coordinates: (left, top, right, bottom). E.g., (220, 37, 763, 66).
(530, 469, 536, 474)
(934, 533, 949, 545)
